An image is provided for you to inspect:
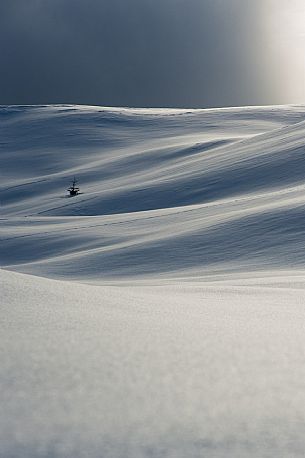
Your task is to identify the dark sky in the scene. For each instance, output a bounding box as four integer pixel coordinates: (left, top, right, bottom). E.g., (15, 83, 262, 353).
(0, 0, 291, 108)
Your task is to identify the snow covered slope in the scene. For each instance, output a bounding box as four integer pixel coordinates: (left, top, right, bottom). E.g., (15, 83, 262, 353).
(2, 268, 305, 458)
(2, 104, 305, 280)
(2, 104, 305, 457)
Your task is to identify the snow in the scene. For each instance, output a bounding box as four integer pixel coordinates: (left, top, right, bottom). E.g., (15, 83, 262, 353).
(1, 104, 305, 457)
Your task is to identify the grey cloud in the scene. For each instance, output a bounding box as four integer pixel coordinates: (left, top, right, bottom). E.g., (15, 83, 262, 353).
(0, 0, 277, 107)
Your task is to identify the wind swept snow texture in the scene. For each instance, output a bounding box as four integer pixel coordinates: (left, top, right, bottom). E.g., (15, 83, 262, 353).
(2, 104, 305, 280)
(2, 105, 305, 458)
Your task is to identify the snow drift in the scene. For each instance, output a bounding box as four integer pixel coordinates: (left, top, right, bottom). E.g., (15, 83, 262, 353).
(1, 104, 305, 458)
(2, 104, 305, 281)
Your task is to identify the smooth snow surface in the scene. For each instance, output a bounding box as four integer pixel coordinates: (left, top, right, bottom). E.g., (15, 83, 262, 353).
(2, 104, 305, 457)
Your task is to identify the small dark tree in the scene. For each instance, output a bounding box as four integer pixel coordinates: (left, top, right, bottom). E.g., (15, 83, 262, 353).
(67, 177, 80, 196)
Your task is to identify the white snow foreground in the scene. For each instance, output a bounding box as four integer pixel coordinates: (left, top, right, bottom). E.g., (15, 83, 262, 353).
(2, 269, 305, 458)
(2, 104, 305, 457)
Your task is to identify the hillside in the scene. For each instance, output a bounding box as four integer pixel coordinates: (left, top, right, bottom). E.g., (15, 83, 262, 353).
(2, 104, 305, 281)
(2, 105, 305, 458)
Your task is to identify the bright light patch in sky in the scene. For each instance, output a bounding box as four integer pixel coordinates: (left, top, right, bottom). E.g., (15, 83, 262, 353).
(266, 0, 305, 102)
(0, 0, 304, 106)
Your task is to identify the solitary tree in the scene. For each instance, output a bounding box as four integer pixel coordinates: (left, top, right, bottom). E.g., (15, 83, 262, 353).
(67, 177, 80, 196)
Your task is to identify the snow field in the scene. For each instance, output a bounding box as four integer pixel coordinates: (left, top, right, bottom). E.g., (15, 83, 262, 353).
(1, 104, 305, 457)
